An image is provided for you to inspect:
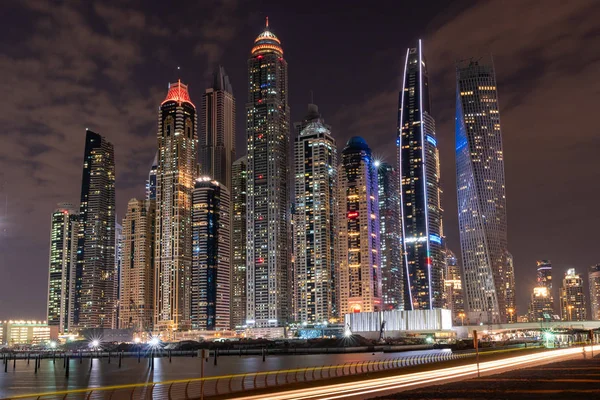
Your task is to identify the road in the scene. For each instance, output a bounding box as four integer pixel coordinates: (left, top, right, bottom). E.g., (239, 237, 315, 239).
(234, 345, 597, 400)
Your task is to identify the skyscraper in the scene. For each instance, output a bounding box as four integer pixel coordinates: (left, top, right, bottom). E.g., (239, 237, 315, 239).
(114, 222, 123, 329)
(377, 162, 403, 310)
(246, 19, 290, 328)
(47, 203, 78, 334)
(119, 199, 155, 332)
(338, 137, 382, 315)
(505, 251, 516, 322)
(146, 153, 158, 201)
(443, 249, 465, 324)
(456, 58, 511, 323)
(397, 41, 444, 311)
(560, 268, 586, 321)
(588, 264, 600, 320)
(293, 105, 337, 323)
(230, 156, 247, 328)
(74, 129, 116, 329)
(155, 81, 197, 332)
(199, 66, 236, 190)
(191, 178, 231, 330)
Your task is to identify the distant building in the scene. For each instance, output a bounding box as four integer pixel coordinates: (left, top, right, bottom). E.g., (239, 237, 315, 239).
(536, 260, 552, 288)
(560, 268, 586, 321)
(528, 286, 554, 322)
(377, 162, 403, 310)
(74, 129, 116, 329)
(1, 320, 57, 346)
(246, 19, 290, 328)
(293, 105, 338, 324)
(199, 66, 236, 191)
(155, 80, 197, 332)
(443, 249, 465, 324)
(146, 153, 158, 201)
(47, 203, 78, 334)
(191, 178, 231, 331)
(338, 137, 382, 315)
(230, 157, 247, 329)
(119, 199, 156, 332)
(505, 251, 516, 322)
(114, 222, 123, 329)
(589, 264, 600, 320)
(456, 58, 511, 324)
(397, 41, 444, 311)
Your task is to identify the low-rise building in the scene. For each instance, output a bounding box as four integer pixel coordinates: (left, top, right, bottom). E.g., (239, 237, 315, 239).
(1, 320, 58, 346)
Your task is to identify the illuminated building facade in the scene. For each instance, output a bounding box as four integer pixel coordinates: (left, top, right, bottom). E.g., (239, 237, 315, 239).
(377, 162, 403, 310)
(230, 156, 247, 328)
(199, 66, 236, 191)
(47, 203, 78, 334)
(397, 41, 444, 311)
(505, 251, 516, 322)
(528, 286, 554, 322)
(338, 137, 382, 315)
(536, 260, 552, 288)
(293, 106, 338, 323)
(246, 19, 290, 327)
(588, 264, 600, 320)
(191, 178, 231, 330)
(155, 81, 198, 331)
(146, 153, 158, 201)
(119, 199, 155, 332)
(0, 321, 57, 346)
(560, 268, 586, 321)
(74, 130, 116, 329)
(456, 59, 511, 323)
(443, 249, 465, 324)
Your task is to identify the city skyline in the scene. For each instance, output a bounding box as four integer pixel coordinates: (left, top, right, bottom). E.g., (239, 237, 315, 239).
(1, 0, 595, 313)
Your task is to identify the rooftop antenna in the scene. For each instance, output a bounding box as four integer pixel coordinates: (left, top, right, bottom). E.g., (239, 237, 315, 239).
(265, 16, 269, 28)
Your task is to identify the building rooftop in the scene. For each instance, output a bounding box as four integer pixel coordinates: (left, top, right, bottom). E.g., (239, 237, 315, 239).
(162, 80, 194, 107)
(251, 17, 283, 56)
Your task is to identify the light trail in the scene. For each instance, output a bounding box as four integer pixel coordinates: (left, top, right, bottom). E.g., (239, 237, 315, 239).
(235, 346, 596, 400)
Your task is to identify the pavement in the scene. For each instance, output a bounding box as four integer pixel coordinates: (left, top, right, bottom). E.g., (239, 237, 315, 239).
(372, 353, 600, 399)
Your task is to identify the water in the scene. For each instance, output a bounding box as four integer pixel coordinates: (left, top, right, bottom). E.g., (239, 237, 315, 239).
(0, 349, 451, 398)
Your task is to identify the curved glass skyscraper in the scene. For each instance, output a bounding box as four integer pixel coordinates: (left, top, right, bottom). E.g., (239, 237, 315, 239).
(456, 59, 511, 324)
(397, 41, 444, 311)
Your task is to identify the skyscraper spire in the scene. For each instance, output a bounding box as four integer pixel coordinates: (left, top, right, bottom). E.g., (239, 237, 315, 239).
(265, 16, 269, 28)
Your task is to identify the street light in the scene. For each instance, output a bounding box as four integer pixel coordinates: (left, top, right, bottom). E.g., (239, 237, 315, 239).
(459, 313, 466, 326)
(508, 308, 514, 323)
(49, 341, 57, 349)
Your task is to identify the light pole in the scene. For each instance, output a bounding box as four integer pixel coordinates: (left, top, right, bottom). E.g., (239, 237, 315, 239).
(459, 313, 465, 326)
(508, 308, 514, 323)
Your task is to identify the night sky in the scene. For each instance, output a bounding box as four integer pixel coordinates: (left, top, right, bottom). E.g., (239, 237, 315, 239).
(1, 0, 599, 320)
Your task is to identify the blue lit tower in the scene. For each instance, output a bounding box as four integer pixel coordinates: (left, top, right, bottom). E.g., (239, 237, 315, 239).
(456, 58, 510, 323)
(246, 18, 290, 327)
(397, 41, 444, 311)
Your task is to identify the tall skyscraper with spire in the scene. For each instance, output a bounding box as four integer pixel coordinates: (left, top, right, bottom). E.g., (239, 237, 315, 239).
(338, 137, 382, 315)
(397, 41, 444, 311)
(456, 58, 511, 323)
(74, 129, 116, 329)
(199, 66, 236, 190)
(246, 18, 290, 328)
(47, 203, 78, 333)
(293, 104, 338, 323)
(155, 81, 197, 332)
